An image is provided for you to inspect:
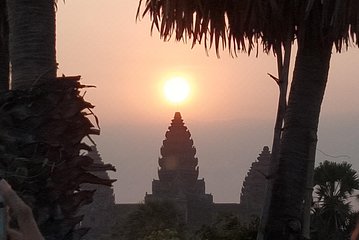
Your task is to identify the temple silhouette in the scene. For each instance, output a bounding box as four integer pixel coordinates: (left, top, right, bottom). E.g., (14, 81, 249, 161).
(240, 146, 271, 221)
(144, 112, 214, 226)
(82, 112, 272, 238)
(80, 146, 116, 240)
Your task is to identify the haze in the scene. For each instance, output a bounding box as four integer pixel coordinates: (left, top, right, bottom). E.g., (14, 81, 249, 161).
(56, 0, 359, 203)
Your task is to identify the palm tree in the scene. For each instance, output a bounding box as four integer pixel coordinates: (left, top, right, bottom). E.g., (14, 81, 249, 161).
(1, 1, 117, 239)
(314, 161, 359, 204)
(311, 161, 359, 239)
(0, 0, 9, 90)
(6, 0, 56, 89)
(137, 1, 359, 239)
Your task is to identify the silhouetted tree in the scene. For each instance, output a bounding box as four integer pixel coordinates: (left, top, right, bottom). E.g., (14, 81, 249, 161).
(105, 201, 185, 240)
(0, 1, 117, 239)
(311, 161, 359, 240)
(144, 229, 182, 240)
(6, 0, 57, 89)
(137, 1, 359, 239)
(195, 215, 258, 240)
(0, 0, 8, 90)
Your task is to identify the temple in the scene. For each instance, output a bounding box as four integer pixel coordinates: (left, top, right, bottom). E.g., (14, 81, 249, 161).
(145, 112, 214, 227)
(80, 146, 116, 240)
(240, 146, 271, 222)
(87, 113, 272, 238)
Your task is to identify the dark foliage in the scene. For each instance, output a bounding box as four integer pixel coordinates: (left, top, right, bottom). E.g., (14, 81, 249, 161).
(116, 201, 185, 240)
(195, 215, 258, 240)
(310, 161, 359, 240)
(0, 76, 116, 240)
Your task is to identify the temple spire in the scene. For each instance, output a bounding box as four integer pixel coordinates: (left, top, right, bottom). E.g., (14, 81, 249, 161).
(158, 112, 199, 183)
(174, 111, 182, 120)
(145, 112, 213, 226)
(239, 146, 271, 223)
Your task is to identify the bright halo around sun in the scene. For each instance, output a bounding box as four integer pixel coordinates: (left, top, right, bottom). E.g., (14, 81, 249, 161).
(164, 77, 190, 104)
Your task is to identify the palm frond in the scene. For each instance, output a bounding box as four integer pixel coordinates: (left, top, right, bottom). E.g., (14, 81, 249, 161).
(137, 0, 359, 55)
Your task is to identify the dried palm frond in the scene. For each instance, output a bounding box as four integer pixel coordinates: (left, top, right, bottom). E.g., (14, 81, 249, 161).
(137, 0, 359, 54)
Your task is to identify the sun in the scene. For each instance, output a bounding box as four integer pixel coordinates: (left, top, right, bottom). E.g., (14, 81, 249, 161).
(164, 77, 190, 104)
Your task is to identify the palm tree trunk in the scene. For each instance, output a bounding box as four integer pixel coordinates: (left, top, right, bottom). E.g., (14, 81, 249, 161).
(257, 40, 291, 240)
(266, 47, 332, 240)
(264, 39, 332, 240)
(264, 2, 333, 238)
(6, 0, 56, 89)
(0, 0, 9, 90)
(301, 132, 317, 238)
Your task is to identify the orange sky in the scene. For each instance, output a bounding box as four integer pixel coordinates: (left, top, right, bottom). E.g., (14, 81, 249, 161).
(56, 0, 359, 203)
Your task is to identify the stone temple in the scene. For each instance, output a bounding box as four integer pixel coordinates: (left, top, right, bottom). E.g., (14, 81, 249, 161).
(240, 146, 271, 222)
(142, 112, 272, 226)
(83, 112, 272, 238)
(144, 112, 214, 227)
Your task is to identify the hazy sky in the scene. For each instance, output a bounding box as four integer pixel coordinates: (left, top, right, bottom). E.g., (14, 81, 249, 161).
(56, 1, 359, 203)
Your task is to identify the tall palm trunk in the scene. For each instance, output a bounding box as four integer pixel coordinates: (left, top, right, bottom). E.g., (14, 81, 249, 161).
(301, 132, 317, 238)
(0, 0, 9, 90)
(264, 5, 332, 237)
(7, 0, 56, 89)
(257, 40, 291, 240)
(266, 46, 332, 240)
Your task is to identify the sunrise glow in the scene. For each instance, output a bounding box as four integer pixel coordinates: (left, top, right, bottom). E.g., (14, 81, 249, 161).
(164, 77, 190, 104)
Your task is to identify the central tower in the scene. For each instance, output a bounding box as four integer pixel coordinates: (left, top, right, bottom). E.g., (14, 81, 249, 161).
(158, 112, 199, 189)
(145, 112, 213, 226)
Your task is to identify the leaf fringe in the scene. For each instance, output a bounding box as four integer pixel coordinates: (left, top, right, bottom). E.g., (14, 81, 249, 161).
(137, 0, 359, 55)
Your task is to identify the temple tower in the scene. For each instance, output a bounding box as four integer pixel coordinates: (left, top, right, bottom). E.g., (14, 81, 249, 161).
(145, 112, 213, 227)
(80, 146, 116, 240)
(239, 146, 271, 222)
